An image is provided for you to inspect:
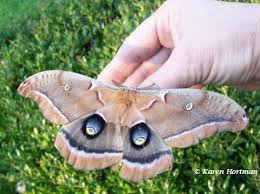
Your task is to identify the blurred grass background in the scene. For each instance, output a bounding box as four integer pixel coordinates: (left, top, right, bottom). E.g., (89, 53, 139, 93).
(0, 0, 259, 193)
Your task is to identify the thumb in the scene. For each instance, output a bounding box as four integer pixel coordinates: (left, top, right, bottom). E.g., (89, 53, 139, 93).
(139, 47, 205, 89)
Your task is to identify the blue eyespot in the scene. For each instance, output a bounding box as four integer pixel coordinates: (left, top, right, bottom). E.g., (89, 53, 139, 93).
(130, 123, 150, 148)
(83, 114, 105, 138)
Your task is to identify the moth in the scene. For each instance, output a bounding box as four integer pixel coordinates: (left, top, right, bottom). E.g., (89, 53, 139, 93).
(17, 70, 249, 182)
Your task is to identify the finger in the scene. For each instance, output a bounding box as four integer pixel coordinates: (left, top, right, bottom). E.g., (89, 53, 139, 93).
(191, 84, 203, 89)
(123, 47, 171, 87)
(140, 47, 201, 89)
(98, 14, 161, 84)
(235, 81, 260, 91)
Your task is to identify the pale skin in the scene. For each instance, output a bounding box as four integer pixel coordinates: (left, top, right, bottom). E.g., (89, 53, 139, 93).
(98, 0, 260, 90)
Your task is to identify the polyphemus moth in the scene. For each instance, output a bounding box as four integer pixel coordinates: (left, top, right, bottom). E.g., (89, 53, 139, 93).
(17, 70, 249, 182)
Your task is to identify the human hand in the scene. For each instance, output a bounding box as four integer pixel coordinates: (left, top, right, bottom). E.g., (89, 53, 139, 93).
(98, 0, 260, 90)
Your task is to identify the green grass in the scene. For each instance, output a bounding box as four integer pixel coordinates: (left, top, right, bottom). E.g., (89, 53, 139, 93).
(0, 0, 259, 193)
(0, 0, 41, 45)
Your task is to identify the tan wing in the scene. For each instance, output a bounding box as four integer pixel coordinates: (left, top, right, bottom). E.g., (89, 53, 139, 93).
(119, 124, 173, 182)
(54, 112, 123, 170)
(136, 89, 249, 148)
(17, 70, 106, 124)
